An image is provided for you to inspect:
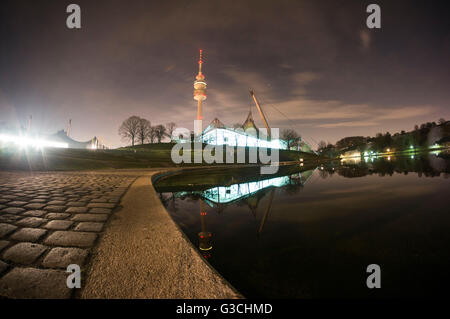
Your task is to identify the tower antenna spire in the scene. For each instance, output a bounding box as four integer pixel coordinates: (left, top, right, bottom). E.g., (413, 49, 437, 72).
(198, 49, 203, 74)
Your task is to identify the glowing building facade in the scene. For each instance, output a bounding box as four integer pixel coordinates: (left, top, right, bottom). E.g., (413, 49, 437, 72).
(201, 114, 287, 149)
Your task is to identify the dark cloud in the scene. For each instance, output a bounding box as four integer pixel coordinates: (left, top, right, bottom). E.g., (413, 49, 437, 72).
(0, 0, 449, 147)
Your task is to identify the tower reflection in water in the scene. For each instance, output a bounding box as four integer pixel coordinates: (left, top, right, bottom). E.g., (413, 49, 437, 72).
(198, 200, 213, 259)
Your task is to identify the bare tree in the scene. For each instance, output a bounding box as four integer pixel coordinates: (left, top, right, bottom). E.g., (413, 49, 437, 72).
(137, 118, 151, 145)
(281, 129, 301, 149)
(149, 126, 156, 143)
(165, 122, 177, 142)
(438, 118, 446, 125)
(153, 124, 167, 143)
(317, 140, 327, 151)
(119, 116, 141, 146)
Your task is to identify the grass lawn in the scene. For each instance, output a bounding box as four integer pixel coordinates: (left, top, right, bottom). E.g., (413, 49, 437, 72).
(0, 143, 320, 171)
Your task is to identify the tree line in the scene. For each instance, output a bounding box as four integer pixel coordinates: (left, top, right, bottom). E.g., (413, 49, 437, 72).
(317, 118, 448, 157)
(118, 116, 176, 146)
(119, 115, 303, 149)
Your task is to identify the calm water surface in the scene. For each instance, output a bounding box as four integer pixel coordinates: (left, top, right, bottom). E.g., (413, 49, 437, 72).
(155, 155, 450, 298)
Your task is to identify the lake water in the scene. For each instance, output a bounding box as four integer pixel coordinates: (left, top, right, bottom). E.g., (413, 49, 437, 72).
(155, 154, 450, 298)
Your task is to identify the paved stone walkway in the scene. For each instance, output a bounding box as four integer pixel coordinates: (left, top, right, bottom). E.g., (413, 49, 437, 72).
(0, 171, 138, 298)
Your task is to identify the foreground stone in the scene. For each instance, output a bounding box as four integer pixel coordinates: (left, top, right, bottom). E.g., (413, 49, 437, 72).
(1, 207, 25, 214)
(87, 203, 115, 209)
(9, 228, 47, 242)
(1, 169, 239, 299)
(23, 210, 47, 217)
(44, 231, 97, 248)
(0, 223, 17, 238)
(0, 261, 8, 275)
(44, 220, 73, 230)
(71, 214, 108, 222)
(65, 207, 88, 213)
(0, 267, 71, 298)
(3, 243, 47, 264)
(42, 247, 89, 269)
(45, 213, 70, 220)
(74, 222, 104, 232)
(24, 203, 46, 210)
(16, 217, 45, 228)
(89, 208, 112, 214)
(0, 240, 9, 252)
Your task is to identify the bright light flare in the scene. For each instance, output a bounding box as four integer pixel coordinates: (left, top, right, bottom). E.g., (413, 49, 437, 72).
(431, 143, 440, 149)
(0, 134, 68, 149)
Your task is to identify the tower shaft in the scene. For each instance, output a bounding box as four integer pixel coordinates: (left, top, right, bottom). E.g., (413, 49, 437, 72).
(197, 99, 203, 125)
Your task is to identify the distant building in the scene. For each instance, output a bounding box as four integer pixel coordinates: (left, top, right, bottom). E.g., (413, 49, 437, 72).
(340, 149, 361, 159)
(47, 130, 106, 149)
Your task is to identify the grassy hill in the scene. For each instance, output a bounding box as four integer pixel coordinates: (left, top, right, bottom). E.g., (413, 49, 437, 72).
(0, 142, 319, 171)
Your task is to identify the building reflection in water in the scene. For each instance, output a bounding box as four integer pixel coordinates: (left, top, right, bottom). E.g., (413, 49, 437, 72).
(177, 170, 314, 206)
(332, 153, 449, 179)
(174, 170, 315, 259)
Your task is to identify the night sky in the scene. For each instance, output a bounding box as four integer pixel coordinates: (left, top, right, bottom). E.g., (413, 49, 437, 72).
(0, 0, 449, 148)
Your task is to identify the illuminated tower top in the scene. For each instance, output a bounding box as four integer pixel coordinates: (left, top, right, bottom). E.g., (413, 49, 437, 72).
(194, 49, 207, 123)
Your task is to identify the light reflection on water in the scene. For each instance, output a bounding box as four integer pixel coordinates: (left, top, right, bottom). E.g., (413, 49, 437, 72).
(155, 154, 450, 298)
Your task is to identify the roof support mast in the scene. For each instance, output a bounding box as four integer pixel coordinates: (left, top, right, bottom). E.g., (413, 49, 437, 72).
(249, 90, 271, 139)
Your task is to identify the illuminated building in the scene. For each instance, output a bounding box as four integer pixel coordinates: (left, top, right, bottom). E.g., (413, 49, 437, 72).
(47, 130, 106, 149)
(201, 114, 287, 149)
(0, 133, 69, 149)
(0, 130, 105, 150)
(340, 150, 362, 164)
(0, 116, 106, 150)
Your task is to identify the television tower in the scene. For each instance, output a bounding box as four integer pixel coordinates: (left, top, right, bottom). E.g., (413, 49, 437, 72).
(198, 200, 212, 259)
(193, 49, 207, 135)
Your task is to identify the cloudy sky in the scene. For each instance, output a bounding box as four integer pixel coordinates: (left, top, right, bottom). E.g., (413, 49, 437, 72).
(0, 0, 449, 148)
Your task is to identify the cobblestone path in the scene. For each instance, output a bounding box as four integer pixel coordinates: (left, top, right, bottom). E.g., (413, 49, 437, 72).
(0, 171, 138, 298)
